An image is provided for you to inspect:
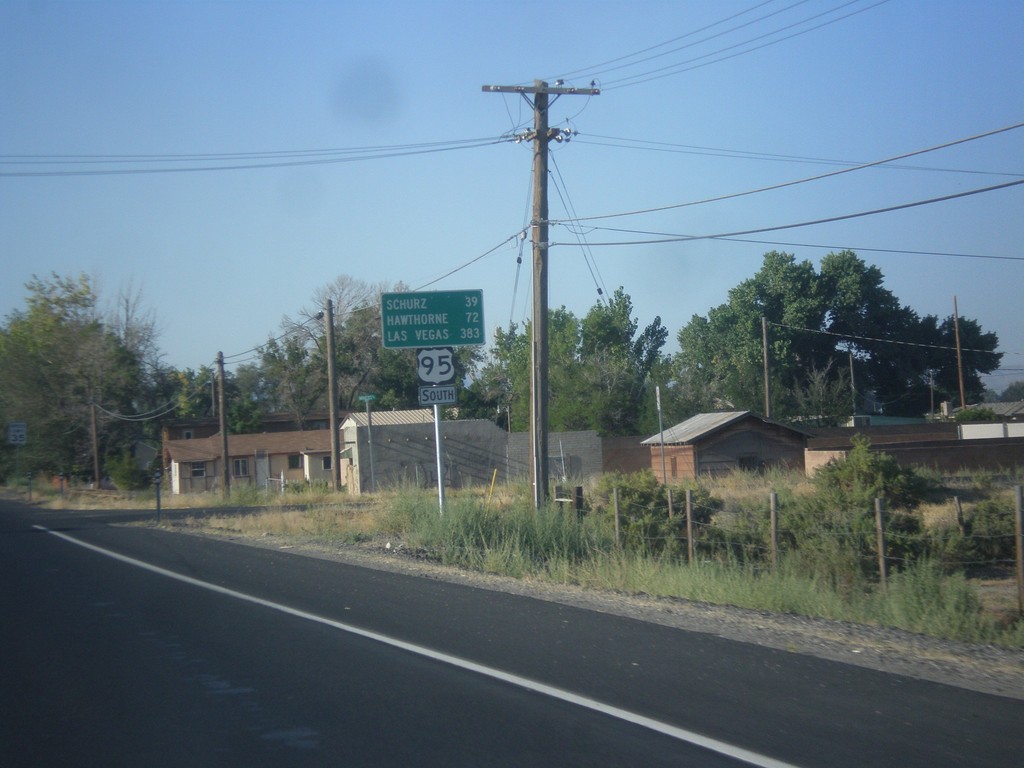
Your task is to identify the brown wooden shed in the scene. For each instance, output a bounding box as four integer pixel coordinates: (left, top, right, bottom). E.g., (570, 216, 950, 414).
(642, 411, 808, 483)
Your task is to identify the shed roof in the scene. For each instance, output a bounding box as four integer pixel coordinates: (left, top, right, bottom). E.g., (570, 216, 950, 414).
(165, 430, 333, 462)
(641, 411, 809, 445)
(344, 409, 434, 428)
(961, 400, 1024, 418)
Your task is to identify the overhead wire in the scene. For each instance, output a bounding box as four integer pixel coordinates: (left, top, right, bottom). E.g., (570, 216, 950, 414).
(706, 237, 1024, 263)
(601, 0, 891, 90)
(542, 0, 779, 84)
(549, 152, 608, 303)
(552, 121, 1024, 224)
(769, 320, 1008, 356)
(552, 178, 1024, 247)
(0, 136, 507, 177)
(574, 134, 1024, 178)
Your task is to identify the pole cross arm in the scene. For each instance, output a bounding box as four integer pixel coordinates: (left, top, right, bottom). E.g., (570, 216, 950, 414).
(482, 84, 600, 96)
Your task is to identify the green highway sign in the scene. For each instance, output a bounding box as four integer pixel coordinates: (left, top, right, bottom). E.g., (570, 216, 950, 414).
(381, 290, 484, 349)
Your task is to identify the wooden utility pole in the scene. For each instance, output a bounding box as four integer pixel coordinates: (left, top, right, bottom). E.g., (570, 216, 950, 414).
(483, 79, 599, 508)
(90, 401, 100, 488)
(953, 296, 967, 410)
(325, 300, 341, 492)
(217, 351, 230, 498)
(761, 317, 771, 419)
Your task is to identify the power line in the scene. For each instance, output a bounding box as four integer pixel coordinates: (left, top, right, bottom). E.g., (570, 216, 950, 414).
(602, 0, 890, 90)
(710, 237, 1024, 263)
(574, 135, 1024, 178)
(549, 153, 608, 303)
(563, 226, 1024, 263)
(551, 178, 1024, 247)
(413, 233, 523, 291)
(542, 0, 779, 84)
(552, 121, 1024, 224)
(0, 137, 505, 177)
(770, 320, 1009, 356)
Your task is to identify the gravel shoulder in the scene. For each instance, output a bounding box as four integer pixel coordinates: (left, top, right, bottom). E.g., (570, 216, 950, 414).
(169, 526, 1024, 702)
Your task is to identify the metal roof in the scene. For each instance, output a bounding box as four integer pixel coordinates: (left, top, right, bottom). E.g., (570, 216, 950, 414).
(344, 409, 434, 428)
(963, 400, 1024, 418)
(165, 430, 333, 461)
(642, 411, 751, 445)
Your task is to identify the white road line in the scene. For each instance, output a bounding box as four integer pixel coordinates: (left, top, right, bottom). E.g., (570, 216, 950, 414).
(35, 525, 802, 768)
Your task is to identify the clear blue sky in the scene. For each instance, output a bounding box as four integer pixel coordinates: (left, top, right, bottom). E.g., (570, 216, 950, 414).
(2, 0, 1022, 394)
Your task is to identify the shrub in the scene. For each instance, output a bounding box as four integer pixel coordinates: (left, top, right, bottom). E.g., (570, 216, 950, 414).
(964, 496, 1017, 563)
(106, 451, 150, 491)
(813, 435, 931, 512)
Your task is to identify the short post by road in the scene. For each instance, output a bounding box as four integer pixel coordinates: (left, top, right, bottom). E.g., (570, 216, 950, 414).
(358, 394, 377, 493)
(153, 467, 163, 524)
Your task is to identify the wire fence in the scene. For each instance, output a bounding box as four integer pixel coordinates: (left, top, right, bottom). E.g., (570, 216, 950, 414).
(607, 484, 1024, 608)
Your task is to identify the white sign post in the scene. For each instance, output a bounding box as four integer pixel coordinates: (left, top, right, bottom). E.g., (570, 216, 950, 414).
(416, 347, 457, 515)
(381, 291, 485, 515)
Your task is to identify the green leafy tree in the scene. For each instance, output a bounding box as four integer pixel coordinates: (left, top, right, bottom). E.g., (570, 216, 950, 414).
(0, 273, 144, 480)
(1001, 381, 1024, 402)
(675, 251, 1000, 420)
(467, 289, 667, 435)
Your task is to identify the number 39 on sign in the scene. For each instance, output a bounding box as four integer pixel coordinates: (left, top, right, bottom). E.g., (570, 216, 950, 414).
(416, 347, 456, 386)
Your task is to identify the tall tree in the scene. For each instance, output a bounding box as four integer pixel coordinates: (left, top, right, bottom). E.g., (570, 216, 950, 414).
(674, 251, 1001, 420)
(0, 273, 144, 479)
(467, 289, 667, 436)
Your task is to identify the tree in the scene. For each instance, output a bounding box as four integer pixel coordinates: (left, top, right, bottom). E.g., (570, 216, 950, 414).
(0, 273, 145, 480)
(467, 289, 667, 436)
(1000, 381, 1024, 402)
(674, 251, 1001, 420)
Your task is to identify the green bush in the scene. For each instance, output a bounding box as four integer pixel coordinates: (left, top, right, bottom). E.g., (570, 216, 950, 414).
(964, 497, 1017, 562)
(813, 435, 931, 512)
(106, 451, 150, 491)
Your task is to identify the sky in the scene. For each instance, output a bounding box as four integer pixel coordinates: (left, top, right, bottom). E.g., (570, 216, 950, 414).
(2, 0, 1022, 395)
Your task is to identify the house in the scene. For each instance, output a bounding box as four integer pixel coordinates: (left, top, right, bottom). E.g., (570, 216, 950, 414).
(642, 411, 809, 482)
(162, 412, 335, 442)
(163, 430, 343, 494)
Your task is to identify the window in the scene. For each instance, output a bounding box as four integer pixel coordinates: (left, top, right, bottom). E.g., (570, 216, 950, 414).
(190, 461, 206, 478)
(288, 454, 302, 470)
(183, 430, 193, 440)
(322, 455, 332, 471)
(233, 458, 249, 477)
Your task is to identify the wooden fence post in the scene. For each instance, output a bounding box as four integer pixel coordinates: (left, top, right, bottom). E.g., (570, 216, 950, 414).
(769, 491, 779, 567)
(1014, 485, 1023, 618)
(685, 488, 695, 565)
(613, 486, 621, 551)
(875, 498, 888, 591)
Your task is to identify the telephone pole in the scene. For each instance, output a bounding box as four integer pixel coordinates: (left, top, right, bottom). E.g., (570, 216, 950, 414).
(325, 300, 342, 492)
(217, 351, 230, 498)
(483, 79, 599, 508)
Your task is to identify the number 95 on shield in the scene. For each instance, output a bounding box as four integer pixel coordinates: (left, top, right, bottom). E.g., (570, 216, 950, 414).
(416, 347, 456, 385)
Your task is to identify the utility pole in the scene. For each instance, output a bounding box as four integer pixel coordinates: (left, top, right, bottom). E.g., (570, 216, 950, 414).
(483, 79, 598, 508)
(761, 317, 771, 419)
(90, 401, 100, 488)
(217, 351, 230, 498)
(953, 296, 967, 410)
(325, 300, 342, 492)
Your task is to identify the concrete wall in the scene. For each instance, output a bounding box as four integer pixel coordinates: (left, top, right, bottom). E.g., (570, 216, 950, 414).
(602, 435, 651, 475)
(806, 437, 1024, 476)
(348, 419, 510, 493)
(506, 430, 603, 482)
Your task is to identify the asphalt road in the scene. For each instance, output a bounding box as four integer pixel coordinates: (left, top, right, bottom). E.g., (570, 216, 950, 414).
(2, 499, 1022, 767)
